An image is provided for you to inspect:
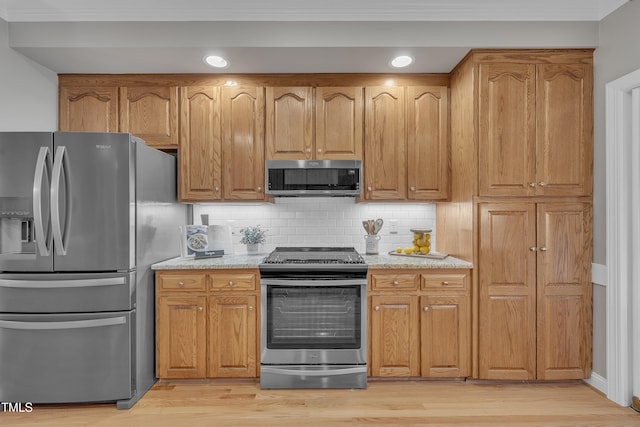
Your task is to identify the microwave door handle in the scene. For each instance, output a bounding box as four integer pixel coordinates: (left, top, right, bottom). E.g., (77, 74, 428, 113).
(33, 146, 52, 256)
(51, 146, 71, 256)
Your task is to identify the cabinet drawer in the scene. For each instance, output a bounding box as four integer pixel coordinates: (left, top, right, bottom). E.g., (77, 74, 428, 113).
(156, 273, 207, 292)
(421, 274, 466, 291)
(210, 273, 257, 291)
(370, 274, 418, 291)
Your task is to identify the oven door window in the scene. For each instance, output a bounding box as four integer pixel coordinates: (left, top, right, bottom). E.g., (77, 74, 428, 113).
(266, 285, 361, 349)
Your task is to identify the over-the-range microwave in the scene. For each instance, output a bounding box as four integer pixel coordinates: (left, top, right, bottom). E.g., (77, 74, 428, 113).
(265, 159, 361, 197)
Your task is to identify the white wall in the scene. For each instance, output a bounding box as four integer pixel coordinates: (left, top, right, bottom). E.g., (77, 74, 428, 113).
(193, 198, 436, 256)
(0, 18, 57, 131)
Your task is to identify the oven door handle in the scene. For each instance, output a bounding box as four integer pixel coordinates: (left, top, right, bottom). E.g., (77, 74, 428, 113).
(260, 366, 367, 376)
(260, 279, 367, 287)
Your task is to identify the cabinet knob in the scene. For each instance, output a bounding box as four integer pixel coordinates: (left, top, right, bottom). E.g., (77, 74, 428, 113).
(198, 307, 203, 312)
(442, 281, 449, 286)
(529, 182, 536, 188)
(423, 307, 429, 312)
(410, 186, 416, 191)
(228, 280, 234, 286)
(249, 306, 254, 311)
(392, 280, 399, 286)
(538, 181, 546, 187)
(215, 186, 220, 192)
(367, 186, 372, 191)
(374, 306, 380, 311)
(529, 246, 537, 252)
(177, 281, 184, 288)
(317, 148, 322, 153)
(540, 247, 548, 252)
(257, 186, 262, 192)
(306, 148, 311, 153)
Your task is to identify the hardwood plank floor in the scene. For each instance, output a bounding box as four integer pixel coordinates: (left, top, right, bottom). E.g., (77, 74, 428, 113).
(3, 380, 639, 426)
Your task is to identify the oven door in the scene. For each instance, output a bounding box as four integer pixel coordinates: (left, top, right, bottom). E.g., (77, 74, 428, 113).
(260, 278, 367, 365)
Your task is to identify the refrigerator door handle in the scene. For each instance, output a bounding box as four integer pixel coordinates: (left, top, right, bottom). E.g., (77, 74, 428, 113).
(0, 317, 127, 330)
(51, 146, 71, 256)
(0, 276, 127, 289)
(33, 146, 52, 256)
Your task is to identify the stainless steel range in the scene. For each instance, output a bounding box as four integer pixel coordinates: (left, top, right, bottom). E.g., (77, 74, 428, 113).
(259, 247, 368, 389)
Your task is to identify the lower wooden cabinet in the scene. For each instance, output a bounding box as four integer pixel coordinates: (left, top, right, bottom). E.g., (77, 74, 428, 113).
(369, 269, 471, 378)
(155, 270, 259, 379)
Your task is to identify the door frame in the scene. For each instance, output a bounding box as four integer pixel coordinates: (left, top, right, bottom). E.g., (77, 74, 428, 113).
(605, 67, 640, 407)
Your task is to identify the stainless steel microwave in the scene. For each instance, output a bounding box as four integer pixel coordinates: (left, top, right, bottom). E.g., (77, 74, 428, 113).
(265, 160, 362, 197)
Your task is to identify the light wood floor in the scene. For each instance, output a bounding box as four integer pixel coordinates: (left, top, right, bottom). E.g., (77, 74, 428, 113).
(3, 379, 639, 426)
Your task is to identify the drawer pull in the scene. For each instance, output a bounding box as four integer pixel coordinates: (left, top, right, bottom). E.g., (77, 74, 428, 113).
(228, 281, 234, 286)
(177, 281, 184, 288)
(198, 307, 203, 312)
(249, 306, 254, 311)
(374, 306, 380, 311)
(442, 281, 449, 286)
(392, 280, 399, 286)
(423, 307, 429, 312)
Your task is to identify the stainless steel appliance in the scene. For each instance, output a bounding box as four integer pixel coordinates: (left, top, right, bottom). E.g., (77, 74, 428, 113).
(0, 132, 187, 409)
(259, 247, 368, 389)
(265, 160, 361, 197)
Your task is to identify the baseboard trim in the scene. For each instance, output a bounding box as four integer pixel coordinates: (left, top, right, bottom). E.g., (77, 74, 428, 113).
(584, 372, 607, 396)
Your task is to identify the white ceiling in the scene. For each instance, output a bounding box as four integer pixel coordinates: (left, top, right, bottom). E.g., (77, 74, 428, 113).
(0, 0, 630, 74)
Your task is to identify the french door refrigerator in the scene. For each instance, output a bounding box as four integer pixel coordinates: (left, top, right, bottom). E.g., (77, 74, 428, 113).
(0, 132, 187, 409)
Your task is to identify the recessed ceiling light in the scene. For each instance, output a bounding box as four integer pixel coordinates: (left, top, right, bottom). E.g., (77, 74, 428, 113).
(390, 55, 414, 68)
(204, 55, 228, 68)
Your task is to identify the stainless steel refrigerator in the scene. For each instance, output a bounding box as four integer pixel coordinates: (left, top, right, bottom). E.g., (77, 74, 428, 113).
(0, 132, 187, 409)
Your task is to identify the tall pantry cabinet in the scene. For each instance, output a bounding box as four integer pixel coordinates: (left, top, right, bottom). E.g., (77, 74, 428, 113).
(436, 50, 593, 380)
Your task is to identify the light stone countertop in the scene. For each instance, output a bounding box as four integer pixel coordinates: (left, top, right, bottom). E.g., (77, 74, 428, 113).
(151, 252, 472, 270)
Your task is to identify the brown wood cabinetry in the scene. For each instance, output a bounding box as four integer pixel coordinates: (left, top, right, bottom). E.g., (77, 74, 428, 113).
(179, 86, 222, 201)
(364, 85, 449, 201)
(221, 85, 266, 201)
(368, 269, 471, 378)
(266, 86, 364, 160)
(478, 201, 592, 380)
(155, 269, 259, 379)
(478, 62, 592, 197)
(119, 86, 179, 149)
(59, 86, 119, 132)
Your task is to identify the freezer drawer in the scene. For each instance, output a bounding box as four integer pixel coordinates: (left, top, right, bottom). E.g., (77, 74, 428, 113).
(0, 311, 133, 404)
(0, 271, 135, 313)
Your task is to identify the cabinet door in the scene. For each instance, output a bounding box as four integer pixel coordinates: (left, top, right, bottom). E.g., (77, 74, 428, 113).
(370, 295, 419, 377)
(119, 86, 179, 149)
(420, 294, 469, 377)
(537, 202, 592, 379)
(59, 86, 118, 132)
(156, 296, 207, 378)
(478, 202, 537, 380)
(478, 63, 536, 197)
(407, 86, 450, 200)
(315, 87, 363, 160)
(221, 86, 266, 200)
(536, 64, 593, 196)
(208, 295, 257, 378)
(266, 87, 313, 160)
(364, 87, 406, 200)
(179, 86, 222, 201)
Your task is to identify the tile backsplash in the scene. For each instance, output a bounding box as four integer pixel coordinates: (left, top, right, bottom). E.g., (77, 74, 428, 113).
(193, 197, 436, 255)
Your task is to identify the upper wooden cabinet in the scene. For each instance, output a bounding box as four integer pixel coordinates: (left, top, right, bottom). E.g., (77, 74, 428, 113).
(265, 86, 364, 160)
(407, 86, 450, 200)
(315, 87, 364, 160)
(478, 60, 593, 197)
(221, 85, 266, 201)
(364, 85, 450, 202)
(266, 87, 313, 160)
(364, 86, 406, 200)
(179, 86, 222, 201)
(59, 86, 119, 132)
(119, 86, 179, 149)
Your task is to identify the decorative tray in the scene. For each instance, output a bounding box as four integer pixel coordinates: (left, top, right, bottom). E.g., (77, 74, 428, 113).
(388, 250, 449, 260)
